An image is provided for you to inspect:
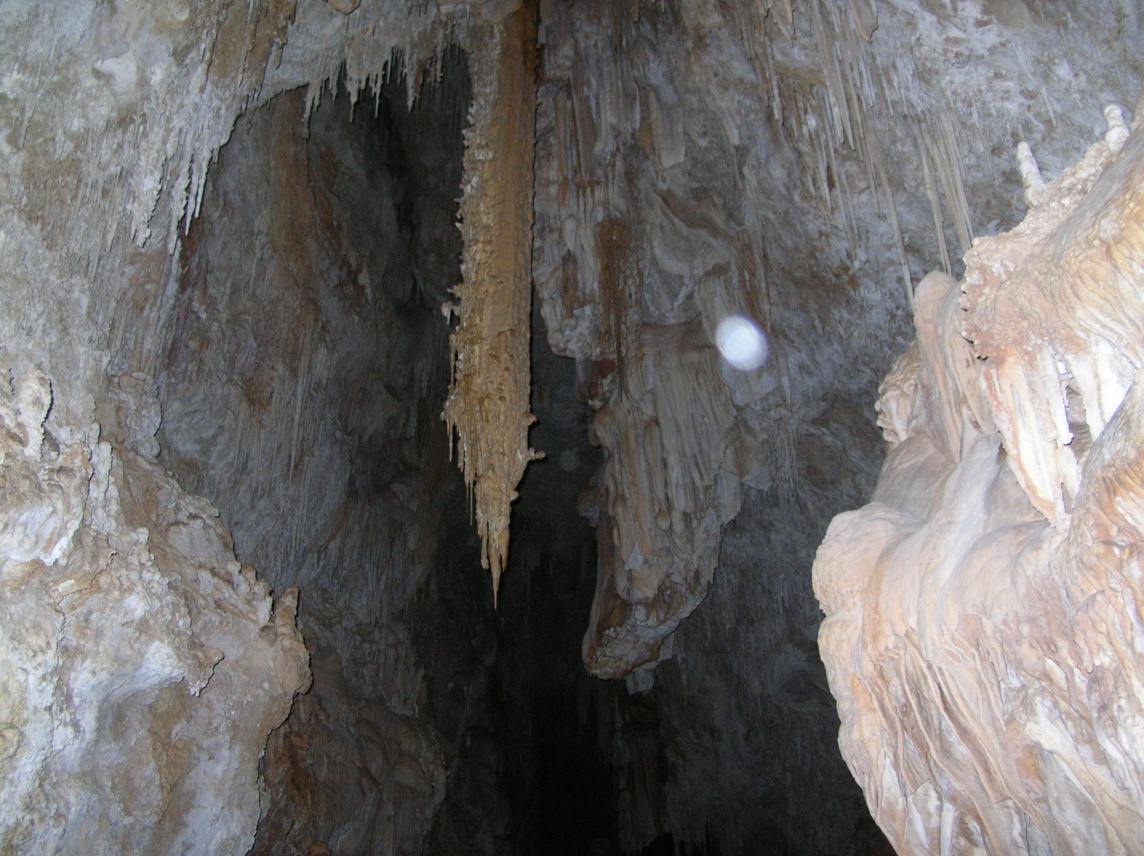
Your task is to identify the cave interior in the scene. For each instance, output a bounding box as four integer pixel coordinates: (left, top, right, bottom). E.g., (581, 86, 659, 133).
(1, 2, 1144, 856)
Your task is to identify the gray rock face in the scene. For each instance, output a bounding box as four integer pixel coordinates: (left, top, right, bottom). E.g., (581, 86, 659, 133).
(0, 366, 309, 856)
(0, 2, 478, 852)
(1, 0, 1143, 855)
(157, 73, 471, 855)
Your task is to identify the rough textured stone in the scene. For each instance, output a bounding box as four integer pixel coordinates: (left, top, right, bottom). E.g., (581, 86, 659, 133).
(0, 2, 489, 853)
(2, 1, 1144, 854)
(814, 112, 1144, 856)
(443, 3, 541, 600)
(532, 0, 1142, 684)
(0, 367, 309, 856)
(157, 73, 469, 855)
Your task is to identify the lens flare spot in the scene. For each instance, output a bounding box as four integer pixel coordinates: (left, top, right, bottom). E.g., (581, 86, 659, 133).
(715, 315, 769, 371)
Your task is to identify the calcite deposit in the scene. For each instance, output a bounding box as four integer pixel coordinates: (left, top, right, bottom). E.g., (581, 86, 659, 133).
(814, 109, 1144, 855)
(2, 0, 1144, 855)
(443, 3, 541, 601)
(0, 367, 309, 855)
(581, 321, 742, 678)
(532, 0, 1142, 690)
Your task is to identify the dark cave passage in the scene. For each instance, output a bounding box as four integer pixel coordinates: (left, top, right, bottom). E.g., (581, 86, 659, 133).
(152, 41, 891, 856)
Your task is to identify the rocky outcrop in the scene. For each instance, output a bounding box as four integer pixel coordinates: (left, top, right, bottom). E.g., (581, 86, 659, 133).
(0, 367, 309, 855)
(155, 69, 476, 854)
(0, 3, 498, 854)
(814, 109, 1144, 854)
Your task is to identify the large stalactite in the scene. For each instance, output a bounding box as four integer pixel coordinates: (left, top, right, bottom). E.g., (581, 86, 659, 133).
(443, 2, 541, 603)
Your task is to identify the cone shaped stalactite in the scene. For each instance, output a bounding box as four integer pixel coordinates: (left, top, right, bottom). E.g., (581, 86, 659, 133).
(444, 1, 541, 604)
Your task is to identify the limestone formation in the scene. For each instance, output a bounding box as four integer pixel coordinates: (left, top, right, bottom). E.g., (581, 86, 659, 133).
(443, 3, 542, 602)
(0, 367, 309, 855)
(581, 321, 741, 678)
(814, 110, 1144, 855)
(2, 0, 1144, 855)
(0, 2, 501, 852)
(156, 73, 469, 855)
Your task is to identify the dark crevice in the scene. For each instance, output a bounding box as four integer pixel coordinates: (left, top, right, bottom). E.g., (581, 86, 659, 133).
(155, 36, 889, 856)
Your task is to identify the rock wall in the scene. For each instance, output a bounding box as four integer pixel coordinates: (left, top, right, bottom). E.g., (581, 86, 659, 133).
(0, 4, 318, 850)
(814, 107, 1144, 854)
(0, 366, 309, 855)
(155, 67, 483, 854)
(0, 2, 503, 854)
(534, 0, 915, 680)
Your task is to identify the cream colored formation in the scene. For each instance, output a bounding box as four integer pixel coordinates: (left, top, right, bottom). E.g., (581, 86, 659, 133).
(443, 2, 541, 602)
(814, 111, 1144, 855)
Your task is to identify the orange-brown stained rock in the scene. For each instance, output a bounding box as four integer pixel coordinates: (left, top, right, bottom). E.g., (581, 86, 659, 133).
(443, 2, 541, 603)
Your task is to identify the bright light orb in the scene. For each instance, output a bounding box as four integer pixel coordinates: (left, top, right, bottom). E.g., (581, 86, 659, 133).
(715, 315, 769, 371)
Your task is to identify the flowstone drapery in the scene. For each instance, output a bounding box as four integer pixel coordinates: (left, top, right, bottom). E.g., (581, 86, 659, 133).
(814, 109, 1144, 856)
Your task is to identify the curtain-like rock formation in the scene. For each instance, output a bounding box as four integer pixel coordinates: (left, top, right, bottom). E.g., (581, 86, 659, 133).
(581, 321, 741, 677)
(814, 108, 1144, 855)
(533, 0, 1141, 687)
(533, 0, 913, 681)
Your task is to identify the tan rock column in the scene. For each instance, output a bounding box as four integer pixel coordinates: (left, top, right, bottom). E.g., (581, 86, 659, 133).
(443, 1, 541, 602)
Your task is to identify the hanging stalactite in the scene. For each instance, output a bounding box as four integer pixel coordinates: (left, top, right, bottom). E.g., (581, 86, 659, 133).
(443, 0, 541, 604)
